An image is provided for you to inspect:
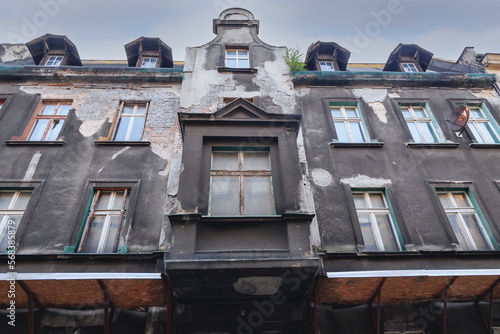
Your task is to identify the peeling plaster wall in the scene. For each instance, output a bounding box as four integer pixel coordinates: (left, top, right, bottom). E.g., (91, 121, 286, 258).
(0, 44, 34, 65)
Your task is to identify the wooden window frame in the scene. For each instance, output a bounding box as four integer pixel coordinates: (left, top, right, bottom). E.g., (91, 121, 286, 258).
(99, 101, 149, 142)
(18, 100, 72, 141)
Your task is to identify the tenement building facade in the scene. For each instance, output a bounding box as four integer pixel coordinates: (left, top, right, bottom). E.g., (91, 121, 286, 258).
(0, 8, 499, 334)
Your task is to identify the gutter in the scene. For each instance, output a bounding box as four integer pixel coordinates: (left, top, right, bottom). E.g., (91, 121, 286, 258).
(327, 268, 500, 278)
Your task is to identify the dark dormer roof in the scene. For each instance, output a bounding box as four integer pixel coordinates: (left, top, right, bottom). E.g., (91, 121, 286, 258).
(213, 8, 259, 35)
(124, 37, 173, 68)
(305, 41, 351, 71)
(383, 43, 433, 72)
(26, 34, 82, 66)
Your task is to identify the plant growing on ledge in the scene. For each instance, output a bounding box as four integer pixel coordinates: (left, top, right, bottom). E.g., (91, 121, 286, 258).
(283, 47, 306, 72)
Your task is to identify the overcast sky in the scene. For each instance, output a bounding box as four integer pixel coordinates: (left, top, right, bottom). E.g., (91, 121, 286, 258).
(1, 0, 499, 63)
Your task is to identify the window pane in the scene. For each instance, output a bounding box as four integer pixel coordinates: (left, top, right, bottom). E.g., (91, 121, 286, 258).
(244, 176, 273, 215)
(369, 193, 385, 208)
(57, 104, 71, 115)
(334, 122, 349, 142)
(331, 107, 342, 118)
(477, 122, 499, 143)
(353, 194, 367, 208)
(40, 105, 57, 115)
(469, 107, 483, 119)
(44, 120, 64, 141)
(407, 122, 423, 143)
(129, 116, 145, 141)
(344, 107, 357, 118)
(102, 215, 122, 253)
(28, 119, 50, 141)
(82, 216, 105, 253)
(375, 214, 399, 251)
(110, 191, 126, 210)
(238, 59, 249, 68)
(420, 122, 438, 143)
(412, 107, 426, 118)
(135, 105, 147, 115)
(0, 215, 21, 251)
(0, 192, 14, 209)
(462, 214, 490, 250)
(243, 151, 270, 170)
(447, 214, 470, 250)
(226, 59, 237, 68)
(114, 117, 131, 141)
(438, 193, 453, 208)
(400, 106, 411, 118)
(13, 191, 31, 210)
(122, 105, 135, 114)
(226, 51, 237, 57)
(349, 122, 365, 142)
(468, 123, 485, 143)
(452, 192, 469, 208)
(210, 176, 239, 215)
(95, 192, 112, 210)
(319, 61, 334, 71)
(359, 214, 377, 251)
(238, 51, 248, 58)
(212, 152, 239, 170)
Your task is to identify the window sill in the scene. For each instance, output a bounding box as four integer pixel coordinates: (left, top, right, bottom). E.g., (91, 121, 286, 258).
(406, 142, 459, 149)
(330, 141, 384, 148)
(94, 140, 151, 146)
(469, 143, 500, 148)
(5, 140, 65, 146)
(217, 67, 258, 74)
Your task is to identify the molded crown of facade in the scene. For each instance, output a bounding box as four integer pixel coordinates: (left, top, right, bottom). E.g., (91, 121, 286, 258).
(213, 8, 260, 34)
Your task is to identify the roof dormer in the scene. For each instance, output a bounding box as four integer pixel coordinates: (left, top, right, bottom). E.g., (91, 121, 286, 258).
(26, 34, 82, 66)
(124, 37, 173, 68)
(305, 41, 351, 71)
(383, 43, 433, 72)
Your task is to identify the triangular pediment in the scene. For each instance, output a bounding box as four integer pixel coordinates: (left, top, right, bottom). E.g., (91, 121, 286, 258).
(213, 98, 270, 119)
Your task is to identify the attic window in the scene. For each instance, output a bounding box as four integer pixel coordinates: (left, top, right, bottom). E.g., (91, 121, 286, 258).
(45, 55, 63, 66)
(319, 61, 335, 71)
(141, 57, 158, 68)
(226, 48, 249, 68)
(401, 62, 419, 73)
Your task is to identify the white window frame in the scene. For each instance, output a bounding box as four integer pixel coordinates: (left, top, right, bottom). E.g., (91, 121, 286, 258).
(401, 62, 418, 72)
(45, 55, 63, 66)
(141, 57, 158, 68)
(225, 49, 249, 68)
(0, 190, 31, 252)
(209, 149, 274, 216)
(113, 102, 149, 141)
(319, 61, 335, 71)
(437, 191, 494, 250)
(353, 191, 402, 251)
(401, 104, 443, 143)
(466, 104, 500, 144)
(78, 189, 129, 253)
(331, 104, 369, 143)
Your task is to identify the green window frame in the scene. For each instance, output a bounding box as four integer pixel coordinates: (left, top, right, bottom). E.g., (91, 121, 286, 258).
(458, 103, 500, 144)
(400, 103, 445, 143)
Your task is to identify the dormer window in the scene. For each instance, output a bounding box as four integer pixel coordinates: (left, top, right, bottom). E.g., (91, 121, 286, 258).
(226, 48, 249, 68)
(401, 62, 418, 73)
(141, 57, 158, 68)
(45, 55, 64, 66)
(319, 61, 335, 71)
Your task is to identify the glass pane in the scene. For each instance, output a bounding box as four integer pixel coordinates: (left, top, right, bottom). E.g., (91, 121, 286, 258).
(226, 51, 237, 57)
(122, 105, 135, 114)
(353, 194, 367, 208)
(13, 191, 31, 210)
(243, 151, 270, 170)
(447, 214, 470, 250)
(57, 104, 71, 115)
(0, 215, 21, 252)
(369, 193, 386, 208)
(469, 124, 485, 143)
(438, 193, 453, 208)
(95, 192, 112, 210)
(0, 192, 14, 210)
(244, 176, 273, 215)
(28, 119, 49, 141)
(375, 214, 399, 251)
(331, 107, 342, 118)
(358, 214, 377, 251)
(452, 192, 470, 208)
(102, 215, 122, 253)
(129, 116, 145, 141)
(226, 59, 237, 68)
(462, 214, 490, 250)
(319, 61, 334, 71)
(135, 105, 147, 115)
(400, 106, 411, 118)
(412, 107, 426, 118)
(469, 107, 483, 119)
(349, 122, 365, 142)
(344, 107, 357, 118)
(44, 120, 64, 141)
(238, 51, 248, 58)
(420, 122, 438, 143)
(82, 216, 105, 253)
(40, 105, 57, 115)
(212, 152, 239, 170)
(407, 122, 423, 143)
(110, 191, 126, 210)
(334, 122, 349, 142)
(477, 122, 499, 143)
(238, 59, 249, 68)
(210, 176, 239, 215)
(114, 117, 131, 141)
